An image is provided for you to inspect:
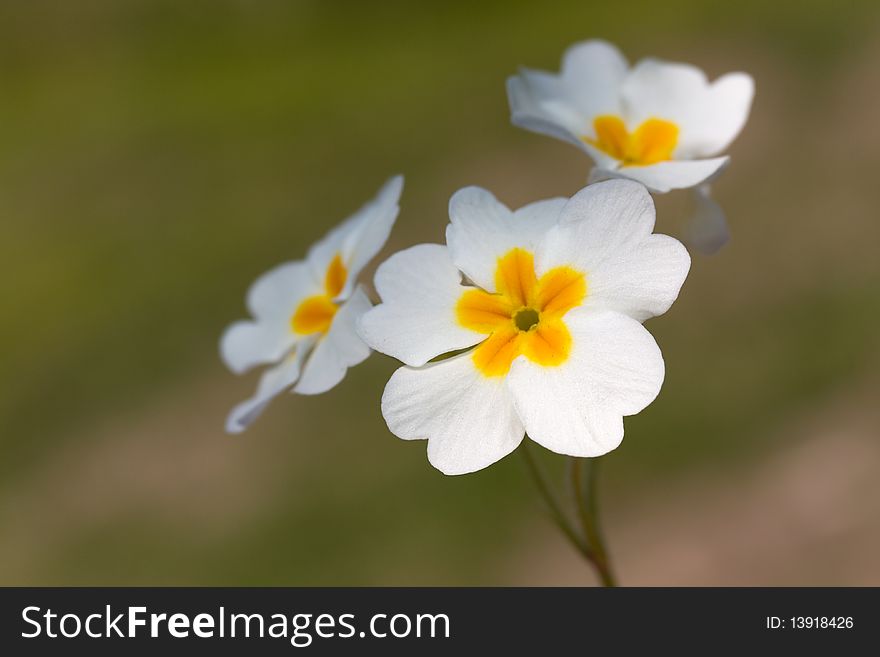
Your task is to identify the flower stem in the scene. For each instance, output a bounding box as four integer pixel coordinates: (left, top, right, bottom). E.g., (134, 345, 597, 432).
(570, 456, 617, 587)
(519, 440, 592, 560)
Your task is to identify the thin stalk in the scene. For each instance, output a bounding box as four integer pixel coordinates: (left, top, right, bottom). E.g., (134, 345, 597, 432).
(519, 441, 592, 560)
(571, 456, 617, 587)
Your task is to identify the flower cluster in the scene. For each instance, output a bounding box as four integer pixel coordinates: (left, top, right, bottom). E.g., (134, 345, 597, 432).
(219, 39, 752, 480)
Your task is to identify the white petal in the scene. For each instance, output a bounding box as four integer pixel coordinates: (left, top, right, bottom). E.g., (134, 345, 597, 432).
(552, 178, 657, 241)
(513, 196, 568, 226)
(446, 187, 512, 291)
(586, 234, 690, 321)
(382, 352, 525, 475)
(246, 261, 319, 321)
(508, 309, 664, 457)
(357, 244, 484, 367)
(446, 187, 565, 291)
(507, 70, 588, 148)
(676, 72, 754, 158)
(220, 320, 296, 374)
(225, 339, 313, 434)
(537, 179, 690, 321)
(507, 40, 628, 152)
(294, 286, 373, 395)
(621, 58, 708, 126)
(306, 175, 403, 300)
(560, 39, 629, 118)
(621, 59, 754, 159)
(605, 156, 729, 193)
(684, 184, 730, 255)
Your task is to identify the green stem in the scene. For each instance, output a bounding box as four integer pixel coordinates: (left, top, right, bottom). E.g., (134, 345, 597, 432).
(519, 441, 592, 561)
(571, 456, 617, 587)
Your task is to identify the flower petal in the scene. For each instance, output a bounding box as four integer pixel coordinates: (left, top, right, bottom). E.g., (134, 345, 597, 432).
(621, 59, 708, 125)
(537, 180, 690, 321)
(675, 72, 754, 158)
(447, 188, 565, 291)
(507, 69, 587, 148)
(220, 320, 296, 375)
(225, 339, 313, 434)
(507, 40, 627, 151)
(508, 309, 664, 457)
(513, 196, 568, 226)
(294, 285, 373, 395)
(358, 244, 485, 366)
(604, 156, 729, 193)
(382, 352, 525, 475)
(246, 260, 319, 322)
(306, 175, 403, 301)
(621, 59, 754, 159)
(549, 178, 657, 243)
(560, 39, 629, 117)
(587, 234, 690, 322)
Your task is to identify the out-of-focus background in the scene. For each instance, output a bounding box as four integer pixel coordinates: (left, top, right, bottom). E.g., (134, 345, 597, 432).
(1, 0, 878, 585)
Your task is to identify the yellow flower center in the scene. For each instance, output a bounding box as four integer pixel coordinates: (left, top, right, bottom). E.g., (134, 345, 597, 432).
(290, 254, 347, 335)
(456, 248, 586, 377)
(585, 115, 679, 166)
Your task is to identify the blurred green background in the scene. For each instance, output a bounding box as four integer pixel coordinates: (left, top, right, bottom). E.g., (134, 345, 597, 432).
(2, 0, 879, 585)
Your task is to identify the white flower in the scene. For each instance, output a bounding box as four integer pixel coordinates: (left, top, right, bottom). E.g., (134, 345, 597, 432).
(358, 179, 690, 475)
(507, 40, 754, 193)
(220, 175, 403, 433)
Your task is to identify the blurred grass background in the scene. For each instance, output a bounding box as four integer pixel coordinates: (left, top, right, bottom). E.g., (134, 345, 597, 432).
(1, 0, 878, 585)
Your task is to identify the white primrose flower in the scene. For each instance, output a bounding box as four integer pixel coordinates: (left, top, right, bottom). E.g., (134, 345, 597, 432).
(358, 179, 690, 475)
(220, 175, 403, 433)
(507, 40, 754, 193)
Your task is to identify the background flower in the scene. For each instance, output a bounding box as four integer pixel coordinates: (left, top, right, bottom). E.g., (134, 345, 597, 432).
(220, 175, 403, 432)
(507, 39, 754, 194)
(508, 39, 754, 253)
(360, 180, 690, 474)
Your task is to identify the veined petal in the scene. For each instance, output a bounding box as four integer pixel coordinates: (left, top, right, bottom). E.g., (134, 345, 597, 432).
(358, 244, 486, 367)
(220, 319, 296, 375)
(306, 175, 403, 301)
(537, 180, 690, 322)
(534, 265, 587, 318)
(456, 288, 516, 335)
(508, 309, 664, 457)
(382, 352, 525, 475)
(471, 325, 523, 378)
(494, 248, 538, 307)
(225, 338, 314, 434)
(584, 234, 690, 321)
(519, 317, 572, 368)
(295, 285, 373, 395)
(543, 179, 657, 256)
(447, 188, 565, 291)
(604, 156, 729, 193)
